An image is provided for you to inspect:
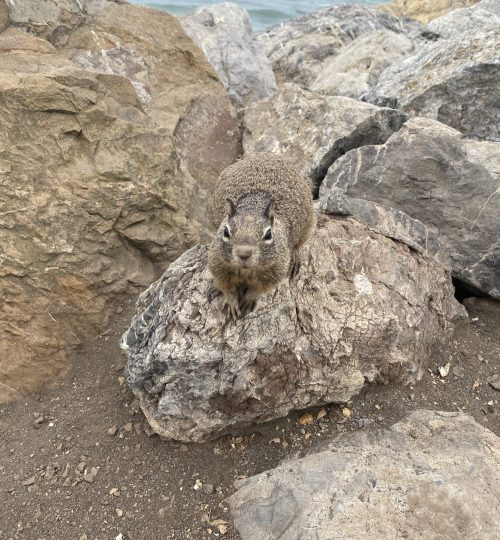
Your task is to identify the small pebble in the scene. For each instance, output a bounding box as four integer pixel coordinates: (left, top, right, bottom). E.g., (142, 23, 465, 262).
(107, 426, 118, 437)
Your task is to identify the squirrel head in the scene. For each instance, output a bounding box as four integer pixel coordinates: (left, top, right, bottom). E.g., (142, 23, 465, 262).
(213, 197, 287, 270)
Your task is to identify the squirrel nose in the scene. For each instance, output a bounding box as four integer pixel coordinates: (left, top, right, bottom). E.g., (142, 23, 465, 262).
(235, 246, 253, 261)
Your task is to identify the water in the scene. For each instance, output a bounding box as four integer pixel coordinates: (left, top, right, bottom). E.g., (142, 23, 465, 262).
(130, 0, 386, 31)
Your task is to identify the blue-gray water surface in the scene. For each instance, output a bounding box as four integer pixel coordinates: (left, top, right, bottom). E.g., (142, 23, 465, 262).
(130, 0, 386, 31)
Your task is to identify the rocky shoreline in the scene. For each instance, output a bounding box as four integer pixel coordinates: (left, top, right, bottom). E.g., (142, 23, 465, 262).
(0, 0, 499, 538)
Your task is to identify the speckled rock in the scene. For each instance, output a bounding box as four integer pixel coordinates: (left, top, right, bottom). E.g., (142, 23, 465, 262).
(121, 215, 463, 442)
(229, 410, 500, 540)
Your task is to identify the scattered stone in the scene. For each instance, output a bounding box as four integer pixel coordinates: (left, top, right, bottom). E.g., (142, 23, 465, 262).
(452, 366, 466, 379)
(193, 479, 202, 491)
(110, 488, 120, 497)
(354, 418, 374, 429)
(210, 519, 228, 536)
(438, 363, 451, 378)
(116, 508, 124, 518)
(123, 423, 133, 433)
(202, 483, 214, 495)
(229, 411, 500, 539)
(297, 414, 314, 426)
(486, 401, 495, 413)
(22, 477, 35, 487)
(33, 416, 44, 428)
(107, 426, 118, 437)
(78, 535, 88, 540)
(342, 407, 352, 418)
(122, 216, 463, 442)
(488, 374, 500, 391)
(317, 409, 327, 420)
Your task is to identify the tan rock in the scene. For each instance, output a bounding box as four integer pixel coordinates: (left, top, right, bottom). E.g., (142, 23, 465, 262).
(380, 0, 479, 23)
(0, 5, 240, 401)
(0, 0, 9, 32)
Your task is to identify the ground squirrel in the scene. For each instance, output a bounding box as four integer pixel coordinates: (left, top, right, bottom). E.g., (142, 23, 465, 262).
(208, 153, 315, 319)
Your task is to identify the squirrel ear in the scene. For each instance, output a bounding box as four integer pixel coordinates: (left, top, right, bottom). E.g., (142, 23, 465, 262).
(263, 198, 274, 223)
(226, 198, 236, 218)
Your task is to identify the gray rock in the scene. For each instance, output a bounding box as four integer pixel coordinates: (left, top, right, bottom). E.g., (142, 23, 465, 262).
(311, 30, 415, 99)
(7, 0, 122, 40)
(318, 189, 441, 259)
(426, 0, 500, 38)
(256, 4, 421, 88)
(121, 215, 463, 442)
(228, 410, 500, 540)
(320, 117, 500, 298)
(181, 2, 277, 105)
(489, 374, 500, 391)
(365, 19, 500, 141)
(243, 84, 406, 193)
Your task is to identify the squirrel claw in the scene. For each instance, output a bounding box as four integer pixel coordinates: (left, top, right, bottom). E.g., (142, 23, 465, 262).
(223, 299, 241, 322)
(239, 299, 257, 317)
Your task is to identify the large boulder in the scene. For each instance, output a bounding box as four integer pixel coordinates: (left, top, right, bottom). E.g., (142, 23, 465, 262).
(256, 5, 420, 88)
(243, 84, 406, 193)
(310, 30, 415, 99)
(121, 215, 463, 442)
(0, 4, 240, 401)
(364, 13, 500, 141)
(426, 0, 500, 37)
(380, 0, 480, 22)
(229, 410, 500, 540)
(320, 117, 500, 298)
(58, 3, 241, 188)
(181, 2, 277, 106)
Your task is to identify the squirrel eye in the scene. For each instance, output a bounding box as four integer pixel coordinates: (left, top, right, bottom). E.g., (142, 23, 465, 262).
(263, 228, 272, 241)
(223, 226, 231, 239)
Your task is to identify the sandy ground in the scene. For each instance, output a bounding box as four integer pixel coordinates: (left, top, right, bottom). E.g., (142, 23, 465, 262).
(0, 296, 498, 540)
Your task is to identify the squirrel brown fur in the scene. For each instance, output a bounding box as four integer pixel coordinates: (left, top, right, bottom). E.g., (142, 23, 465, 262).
(208, 153, 315, 320)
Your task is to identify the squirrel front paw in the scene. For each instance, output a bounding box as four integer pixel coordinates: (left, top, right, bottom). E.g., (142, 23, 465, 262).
(223, 296, 241, 321)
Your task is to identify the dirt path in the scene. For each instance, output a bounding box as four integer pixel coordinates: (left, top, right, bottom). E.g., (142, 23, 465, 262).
(0, 297, 498, 540)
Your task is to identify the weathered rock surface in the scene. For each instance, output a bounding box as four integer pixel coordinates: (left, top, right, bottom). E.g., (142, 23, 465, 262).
(0, 0, 9, 32)
(7, 0, 122, 40)
(181, 2, 277, 105)
(320, 117, 500, 298)
(380, 0, 479, 22)
(243, 84, 406, 193)
(427, 0, 500, 37)
(121, 215, 463, 442)
(364, 15, 500, 141)
(0, 4, 240, 401)
(256, 5, 421, 87)
(229, 410, 500, 540)
(318, 190, 441, 260)
(59, 3, 241, 187)
(311, 30, 415, 99)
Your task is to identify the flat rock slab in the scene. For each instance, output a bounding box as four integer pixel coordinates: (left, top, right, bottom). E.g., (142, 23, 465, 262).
(243, 83, 406, 192)
(228, 410, 500, 540)
(321, 117, 500, 298)
(121, 215, 463, 442)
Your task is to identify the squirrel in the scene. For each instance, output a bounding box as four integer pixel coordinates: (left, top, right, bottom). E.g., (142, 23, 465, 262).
(208, 153, 315, 320)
